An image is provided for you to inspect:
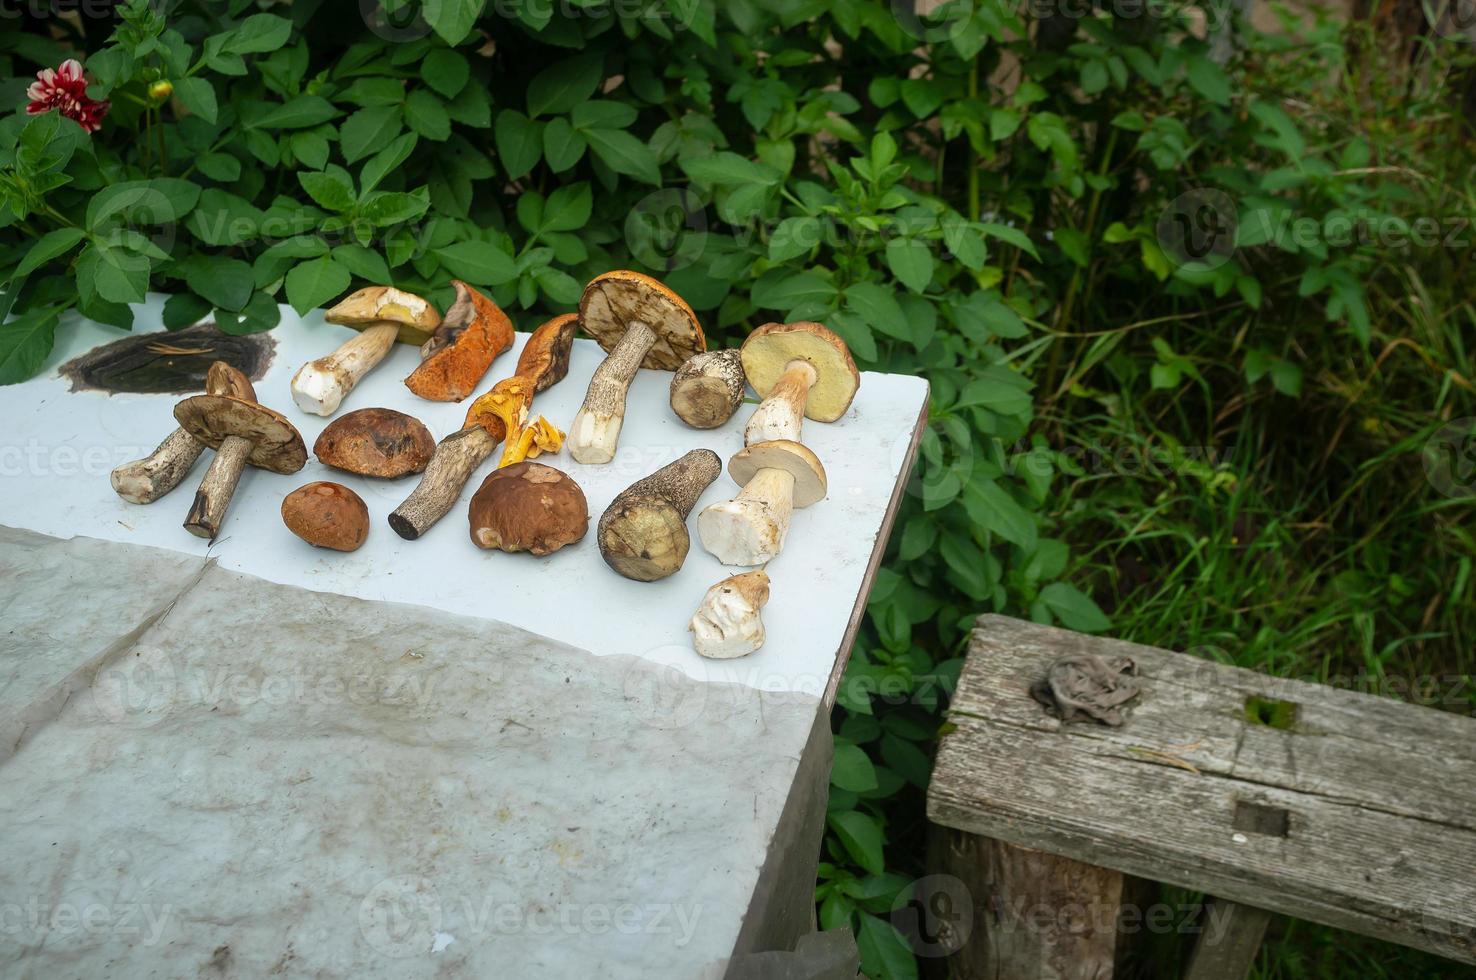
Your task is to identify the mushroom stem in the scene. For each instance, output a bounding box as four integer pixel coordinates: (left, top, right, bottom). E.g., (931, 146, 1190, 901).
(597, 448, 721, 581)
(670, 350, 745, 429)
(112, 427, 206, 505)
(569, 320, 656, 464)
(291, 321, 398, 417)
(697, 468, 796, 566)
(690, 571, 771, 659)
(744, 359, 815, 445)
(387, 425, 498, 540)
(183, 435, 252, 539)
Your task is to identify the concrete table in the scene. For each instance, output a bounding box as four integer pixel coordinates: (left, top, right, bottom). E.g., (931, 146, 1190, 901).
(0, 297, 928, 977)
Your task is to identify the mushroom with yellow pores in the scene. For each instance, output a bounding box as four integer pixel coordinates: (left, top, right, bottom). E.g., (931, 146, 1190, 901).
(291, 286, 440, 417)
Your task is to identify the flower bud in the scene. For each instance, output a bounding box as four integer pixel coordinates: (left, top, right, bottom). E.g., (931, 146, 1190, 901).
(148, 79, 173, 102)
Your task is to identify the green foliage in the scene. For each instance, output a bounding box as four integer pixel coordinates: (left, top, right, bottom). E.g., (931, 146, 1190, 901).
(2, 2, 1474, 977)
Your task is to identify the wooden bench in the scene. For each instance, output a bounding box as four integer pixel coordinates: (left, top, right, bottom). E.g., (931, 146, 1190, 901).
(925, 615, 1476, 978)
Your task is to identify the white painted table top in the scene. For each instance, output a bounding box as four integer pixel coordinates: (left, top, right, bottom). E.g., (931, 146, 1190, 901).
(0, 296, 929, 696)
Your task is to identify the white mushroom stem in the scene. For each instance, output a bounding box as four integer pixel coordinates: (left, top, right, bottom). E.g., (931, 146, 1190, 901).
(568, 320, 655, 464)
(697, 468, 796, 567)
(183, 435, 252, 539)
(111, 427, 206, 504)
(690, 571, 770, 660)
(291, 322, 398, 417)
(744, 360, 816, 445)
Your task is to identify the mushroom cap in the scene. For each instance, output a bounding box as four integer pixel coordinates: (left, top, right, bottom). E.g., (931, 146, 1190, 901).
(741, 321, 860, 422)
(579, 270, 705, 371)
(281, 481, 369, 552)
(468, 462, 589, 556)
(325, 286, 440, 345)
(730, 439, 827, 507)
(314, 407, 435, 478)
(173, 394, 307, 474)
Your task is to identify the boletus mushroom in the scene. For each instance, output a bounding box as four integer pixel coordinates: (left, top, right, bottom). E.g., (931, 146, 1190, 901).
(314, 407, 435, 478)
(740, 322, 859, 444)
(597, 448, 721, 582)
(389, 313, 577, 540)
(669, 349, 745, 429)
(568, 271, 705, 464)
(689, 570, 770, 659)
(697, 439, 826, 566)
(468, 461, 588, 556)
(404, 280, 515, 402)
(291, 286, 440, 417)
(111, 360, 256, 504)
(174, 392, 308, 540)
(282, 481, 370, 552)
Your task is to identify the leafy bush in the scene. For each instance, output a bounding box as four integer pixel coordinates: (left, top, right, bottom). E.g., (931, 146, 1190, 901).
(3, 1, 1473, 977)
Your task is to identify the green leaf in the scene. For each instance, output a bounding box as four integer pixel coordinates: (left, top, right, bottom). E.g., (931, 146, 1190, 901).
(223, 13, 292, 54)
(253, 95, 337, 130)
(845, 282, 909, 341)
(1186, 55, 1231, 105)
(406, 89, 452, 141)
(571, 100, 637, 130)
(1039, 582, 1110, 632)
(162, 292, 214, 329)
(94, 247, 150, 305)
(14, 227, 85, 278)
(0, 306, 60, 385)
(494, 110, 543, 180)
(214, 290, 282, 335)
(433, 240, 518, 285)
(285, 255, 352, 315)
(542, 117, 587, 172)
(831, 744, 879, 792)
(540, 182, 591, 232)
(856, 915, 918, 980)
(298, 169, 357, 212)
(422, 0, 484, 44)
(886, 238, 934, 293)
(340, 106, 402, 164)
(332, 244, 391, 283)
(422, 49, 471, 98)
(87, 179, 200, 230)
(965, 478, 1037, 549)
(752, 271, 835, 312)
(828, 810, 885, 875)
(526, 53, 603, 117)
(358, 189, 430, 226)
(291, 131, 330, 170)
(173, 77, 218, 123)
(680, 152, 777, 187)
(184, 255, 255, 312)
(585, 128, 661, 185)
(980, 221, 1039, 259)
(360, 132, 419, 194)
(769, 216, 821, 263)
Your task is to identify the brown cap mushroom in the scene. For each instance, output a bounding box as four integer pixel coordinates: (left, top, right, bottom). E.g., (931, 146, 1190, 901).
(568, 271, 705, 464)
(468, 461, 588, 556)
(697, 439, 826, 566)
(111, 360, 256, 504)
(174, 393, 307, 540)
(597, 448, 721, 581)
(282, 481, 370, 552)
(291, 286, 440, 417)
(389, 313, 578, 541)
(314, 407, 435, 478)
(689, 570, 770, 659)
(404, 280, 515, 402)
(669, 349, 746, 429)
(740, 322, 859, 444)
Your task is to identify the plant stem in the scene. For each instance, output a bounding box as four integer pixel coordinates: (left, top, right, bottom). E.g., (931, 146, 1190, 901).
(967, 60, 980, 222)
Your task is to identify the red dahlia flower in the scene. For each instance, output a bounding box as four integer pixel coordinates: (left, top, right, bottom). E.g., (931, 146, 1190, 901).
(26, 59, 110, 133)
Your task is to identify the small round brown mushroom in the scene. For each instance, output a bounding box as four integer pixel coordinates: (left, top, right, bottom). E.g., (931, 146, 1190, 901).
(314, 408, 435, 478)
(281, 481, 370, 552)
(467, 462, 588, 556)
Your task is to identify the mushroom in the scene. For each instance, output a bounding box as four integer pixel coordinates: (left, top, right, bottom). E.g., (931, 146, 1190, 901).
(568, 271, 705, 464)
(314, 407, 435, 478)
(739, 322, 859, 445)
(173, 393, 307, 540)
(597, 448, 721, 582)
(281, 481, 370, 552)
(697, 439, 826, 566)
(689, 570, 771, 659)
(468, 461, 588, 556)
(111, 360, 256, 504)
(291, 286, 440, 417)
(669, 349, 745, 429)
(404, 279, 515, 402)
(389, 313, 577, 540)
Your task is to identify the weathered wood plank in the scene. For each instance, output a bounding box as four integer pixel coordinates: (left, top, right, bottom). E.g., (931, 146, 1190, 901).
(1182, 900, 1271, 980)
(927, 615, 1476, 966)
